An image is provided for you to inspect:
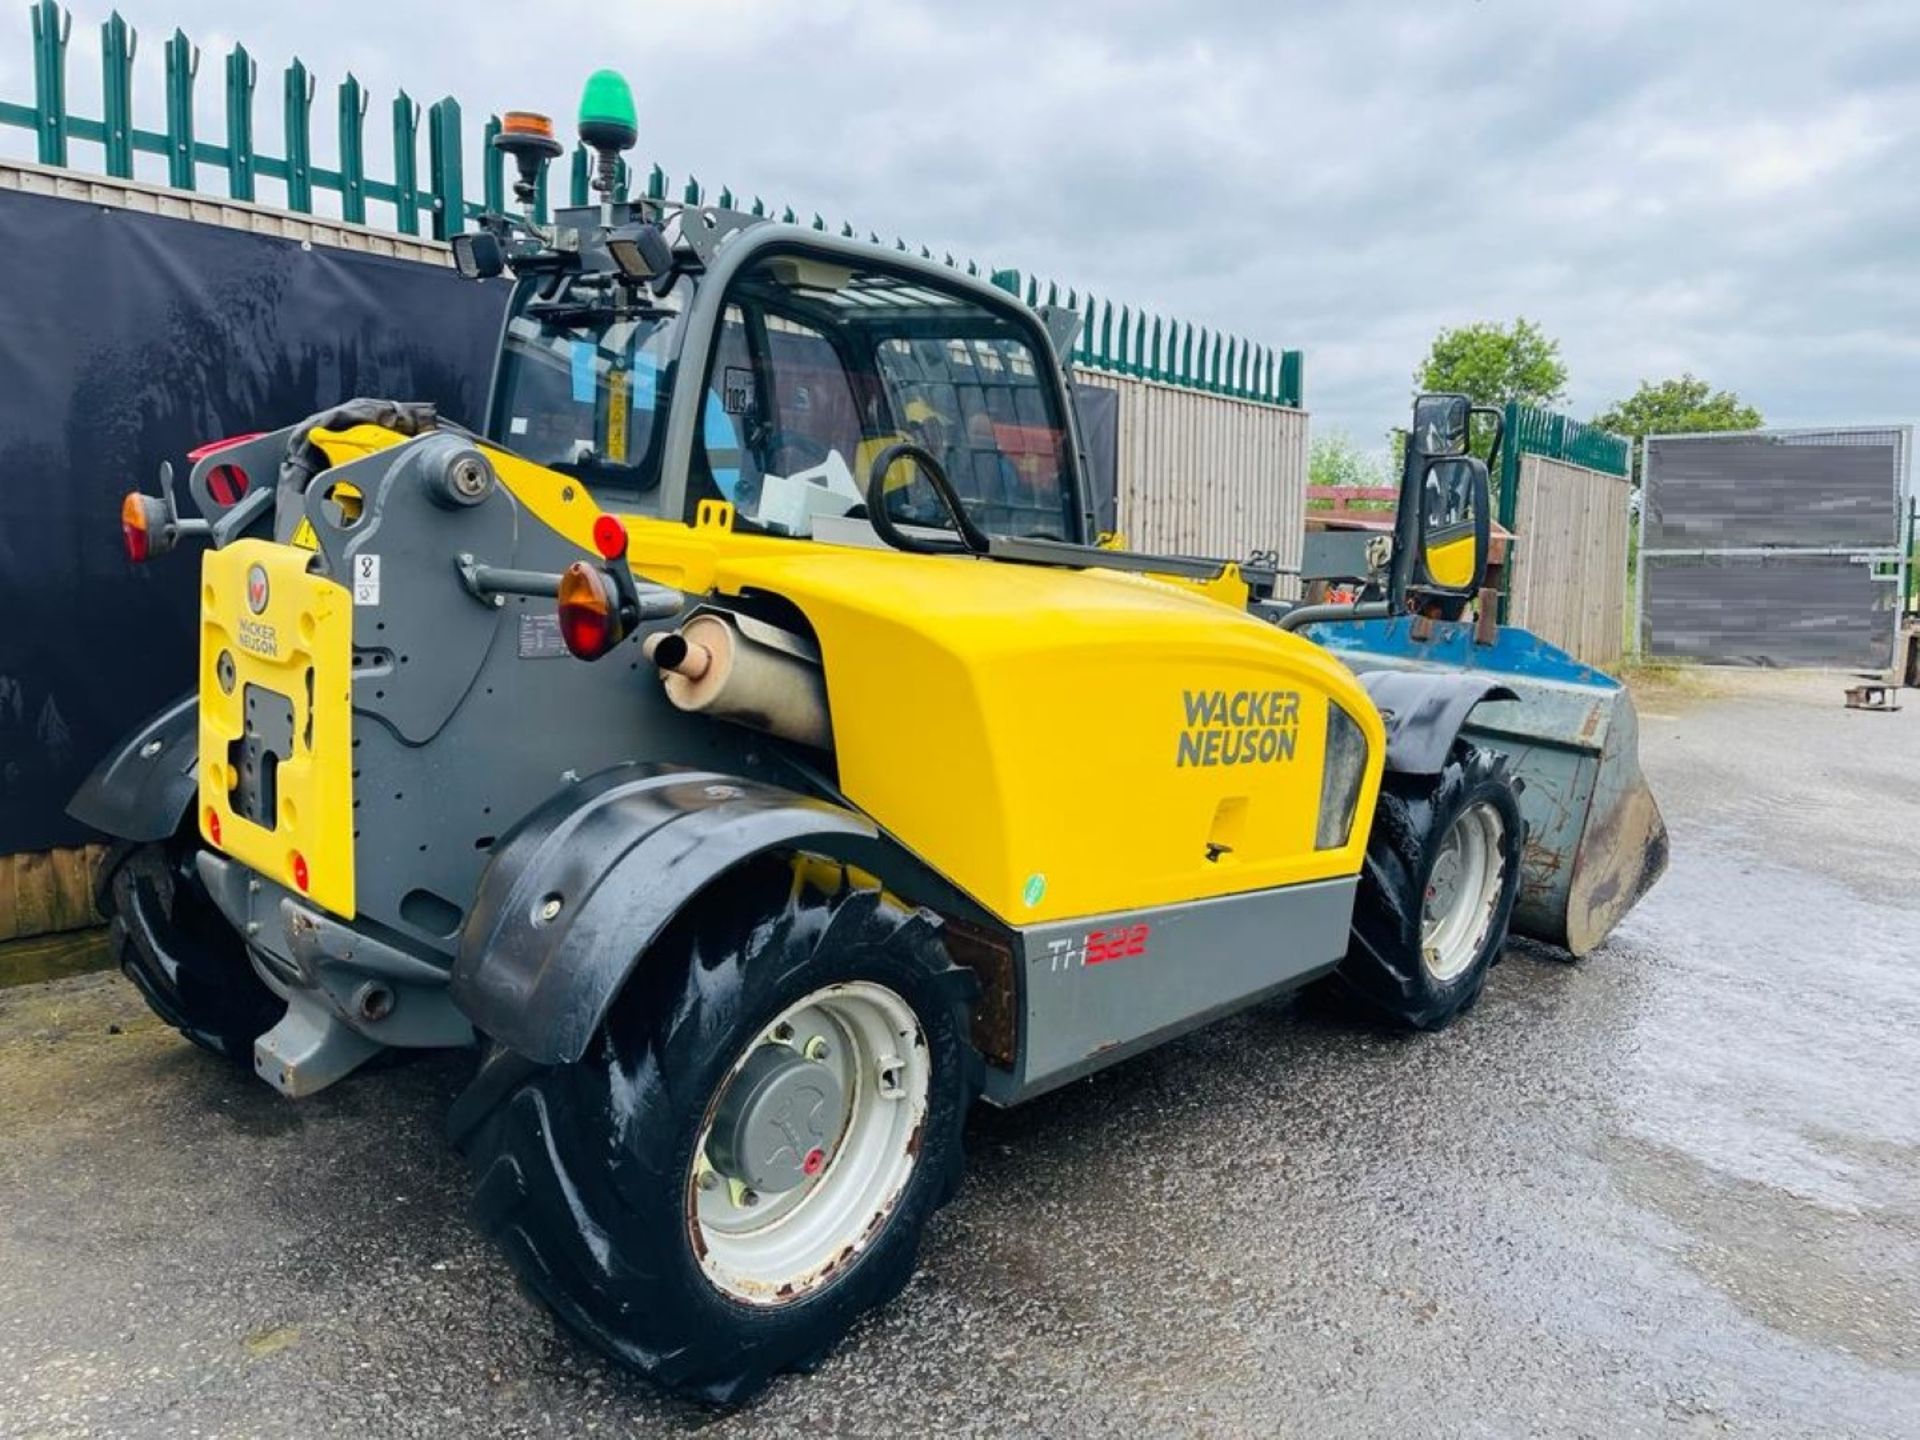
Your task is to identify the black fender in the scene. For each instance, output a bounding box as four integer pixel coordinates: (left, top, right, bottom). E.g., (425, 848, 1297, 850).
(452, 763, 878, 1065)
(1357, 671, 1518, 775)
(66, 694, 199, 843)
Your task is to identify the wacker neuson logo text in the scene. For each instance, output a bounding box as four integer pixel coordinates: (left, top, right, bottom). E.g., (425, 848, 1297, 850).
(1176, 689, 1300, 767)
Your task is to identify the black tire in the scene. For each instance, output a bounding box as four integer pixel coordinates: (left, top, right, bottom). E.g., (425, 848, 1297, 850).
(1340, 741, 1524, 1030)
(103, 834, 285, 1061)
(451, 855, 978, 1406)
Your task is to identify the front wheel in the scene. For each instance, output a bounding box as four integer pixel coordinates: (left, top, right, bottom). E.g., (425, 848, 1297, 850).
(1339, 742, 1524, 1030)
(452, 856, 978, 1405)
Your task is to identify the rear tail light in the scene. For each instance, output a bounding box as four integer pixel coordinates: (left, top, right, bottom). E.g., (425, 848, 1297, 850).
(121, 491, 162, 563)
(557, 562, 626, 660)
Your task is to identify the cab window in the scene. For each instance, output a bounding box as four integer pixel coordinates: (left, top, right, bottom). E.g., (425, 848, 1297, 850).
(489, 273, 690, 511)
(693, 254, 1079, 543)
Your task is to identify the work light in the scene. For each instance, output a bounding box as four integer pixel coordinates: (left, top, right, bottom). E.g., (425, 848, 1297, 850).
(607, 224, 673, 280)
(450, 231, 505, 280)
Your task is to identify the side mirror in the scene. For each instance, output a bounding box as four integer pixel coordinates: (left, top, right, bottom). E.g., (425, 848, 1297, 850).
(1410, 392, 1472, 458)
(1416, 454, 1491, 595)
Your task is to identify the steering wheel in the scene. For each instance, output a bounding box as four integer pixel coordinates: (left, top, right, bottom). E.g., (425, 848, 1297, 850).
(865, 443, 989, 556)
(759, 428, 834, 475)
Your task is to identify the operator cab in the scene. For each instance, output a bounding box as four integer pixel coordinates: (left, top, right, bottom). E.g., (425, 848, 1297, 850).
(696, 256, 1080, 545)
(483, 237, 1086, 551)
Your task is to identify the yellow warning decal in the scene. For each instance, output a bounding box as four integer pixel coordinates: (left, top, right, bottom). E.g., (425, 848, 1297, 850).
(606, 369, 629, 462)
(290, 516, 319, 551)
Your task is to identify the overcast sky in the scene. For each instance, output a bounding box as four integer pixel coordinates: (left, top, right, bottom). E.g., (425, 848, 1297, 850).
(4, 0, 1915, 450)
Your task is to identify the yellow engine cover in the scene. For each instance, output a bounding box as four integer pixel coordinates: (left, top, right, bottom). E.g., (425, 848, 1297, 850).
(714, 552, 1384, 922)
(594, 497, 1388, 923)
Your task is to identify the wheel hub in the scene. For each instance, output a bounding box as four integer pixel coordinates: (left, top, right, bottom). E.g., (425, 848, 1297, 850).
(708, 1044, 845, 1194)
(1424, 844, 1464, 927)
(688, 981, 931, 1306)
(1419, 801, 1507, 983)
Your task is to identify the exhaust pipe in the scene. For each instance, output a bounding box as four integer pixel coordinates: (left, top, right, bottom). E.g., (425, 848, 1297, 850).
(643, 612, 831, 751)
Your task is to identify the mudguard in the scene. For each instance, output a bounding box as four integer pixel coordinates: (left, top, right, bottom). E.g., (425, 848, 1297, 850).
(66, 694, 199, 843)
(1356, 670, 1518, 775)
(452, 763, 878, 1065)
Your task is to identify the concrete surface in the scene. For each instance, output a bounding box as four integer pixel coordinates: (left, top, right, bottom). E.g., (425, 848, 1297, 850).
(1, 667, 1915, 1438)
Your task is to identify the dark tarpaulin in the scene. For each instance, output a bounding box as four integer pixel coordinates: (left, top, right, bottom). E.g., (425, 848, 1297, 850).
(1071, 381, 1119, 536)
(0, 189, 508, 854)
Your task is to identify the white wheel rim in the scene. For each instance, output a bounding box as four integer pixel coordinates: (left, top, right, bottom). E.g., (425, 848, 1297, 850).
(1421, 801, 1507, 983)
(687, 981, 929, 1306)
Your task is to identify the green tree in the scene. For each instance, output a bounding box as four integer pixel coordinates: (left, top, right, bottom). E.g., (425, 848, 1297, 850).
(1593, 375, 1762, 481)
(1309, 429, 1389, 497)
(1594, 374, 1760, 437)
(1415, 317, 1569, 410)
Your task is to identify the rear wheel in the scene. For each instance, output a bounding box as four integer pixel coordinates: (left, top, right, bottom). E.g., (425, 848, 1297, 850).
(1340, 742, 1524, 1029)
(103, 834, 285, 1061)
(452, 856, 977, 1405)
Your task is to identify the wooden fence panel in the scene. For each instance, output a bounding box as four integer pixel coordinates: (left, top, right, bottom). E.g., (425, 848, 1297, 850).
(1509, 453, 1630, 668)
(1074, 370, 1307, 591)
(0, 844, 105, 942)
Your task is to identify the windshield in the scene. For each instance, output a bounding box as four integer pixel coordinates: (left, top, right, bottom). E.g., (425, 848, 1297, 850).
(488, 277, 690, 510)
(691, 254, 1081, 544)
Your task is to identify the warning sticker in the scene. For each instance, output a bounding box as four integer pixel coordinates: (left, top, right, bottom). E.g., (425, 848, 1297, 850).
(352, 553, 381, 606)
(290, 516, 319, 551)
(607, 369, 629, 461)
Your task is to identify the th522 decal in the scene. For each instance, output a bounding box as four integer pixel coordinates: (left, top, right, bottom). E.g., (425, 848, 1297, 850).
(1045, 924, 1151, 972)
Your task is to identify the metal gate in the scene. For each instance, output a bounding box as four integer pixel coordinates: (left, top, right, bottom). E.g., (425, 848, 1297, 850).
(1636, 427, 1912, 667)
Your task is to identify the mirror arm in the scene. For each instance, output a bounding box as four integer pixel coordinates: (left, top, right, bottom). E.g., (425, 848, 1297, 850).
(457, 555, 564, 603)
(1272, 597, 1395, 633)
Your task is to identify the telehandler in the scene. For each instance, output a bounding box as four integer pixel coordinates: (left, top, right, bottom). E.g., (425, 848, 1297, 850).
(79, 73, 1664, 1402)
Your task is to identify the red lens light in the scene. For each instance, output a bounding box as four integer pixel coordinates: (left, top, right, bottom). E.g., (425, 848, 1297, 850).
(205, 807, 222, 845)
(556, 562, 620, 659)
(291, 851, 310, 892)
(592, 514, 629, 560)
(205, 464, 250, 506)
(121, 491, 151, 563)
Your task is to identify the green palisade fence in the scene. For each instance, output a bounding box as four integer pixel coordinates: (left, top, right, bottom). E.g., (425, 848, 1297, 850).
(0, 0, 1304, 406)
(1496, 400, 1631, 531)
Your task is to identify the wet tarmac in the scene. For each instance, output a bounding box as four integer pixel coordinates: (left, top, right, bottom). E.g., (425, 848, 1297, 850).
(1, 668, 1914, 1438)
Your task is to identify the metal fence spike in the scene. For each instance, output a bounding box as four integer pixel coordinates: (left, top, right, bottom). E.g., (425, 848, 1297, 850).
(100, 11, 134, 178)
(30, 0, 70, 167)
(338, 75, 368, 221)
(425, 93, 462, 236)
(283, 58, 314, 212)
(391, 89, 418, 230)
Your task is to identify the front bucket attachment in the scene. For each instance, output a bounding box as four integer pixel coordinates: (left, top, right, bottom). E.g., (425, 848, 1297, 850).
(1304, 617, 1668, 956)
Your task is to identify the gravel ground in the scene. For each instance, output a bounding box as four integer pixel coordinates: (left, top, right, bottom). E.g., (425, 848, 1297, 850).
(1, 667, 1915, 1438)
